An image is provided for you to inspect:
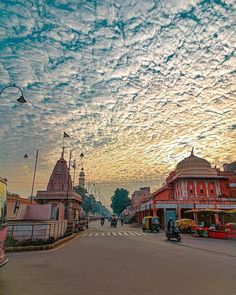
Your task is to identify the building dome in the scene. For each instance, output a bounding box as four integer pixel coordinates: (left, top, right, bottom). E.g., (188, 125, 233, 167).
(175, 149, 217, 178)
(176, 150, 211, 171)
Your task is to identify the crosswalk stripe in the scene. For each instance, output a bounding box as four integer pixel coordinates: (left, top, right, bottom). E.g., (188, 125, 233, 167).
(127, 232, 135, 236)
(134, 232, 142, 236)
(81, 231, 155, 238)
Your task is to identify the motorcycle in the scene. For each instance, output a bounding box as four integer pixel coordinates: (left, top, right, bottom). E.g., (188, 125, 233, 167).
(111, 218, 117, 228)
(165, 226, 181, 242)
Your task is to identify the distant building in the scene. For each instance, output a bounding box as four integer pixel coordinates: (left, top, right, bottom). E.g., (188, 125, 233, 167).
(131, 187, 150, 215)
(78, 168, 85, 188)
(223, 161, 236, 175)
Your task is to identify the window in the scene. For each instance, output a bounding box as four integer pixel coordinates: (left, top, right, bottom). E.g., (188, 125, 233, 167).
(13, 201, 20, 214)
(190, 189, 193, 194)
(200, 189, 204, 194)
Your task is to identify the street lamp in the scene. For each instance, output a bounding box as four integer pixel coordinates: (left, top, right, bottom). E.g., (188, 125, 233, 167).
(0, 84, 27, 103)
(24, 148, 39, 203)
(71, 152, 85, 187)
(65, 146, 84, 220)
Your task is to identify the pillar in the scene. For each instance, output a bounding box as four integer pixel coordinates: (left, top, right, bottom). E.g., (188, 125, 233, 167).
(177, 206, 181, 219)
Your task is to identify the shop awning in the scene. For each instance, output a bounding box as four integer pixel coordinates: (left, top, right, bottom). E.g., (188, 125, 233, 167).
(185, 209, 225, 214)
(225, 209, 236, 214)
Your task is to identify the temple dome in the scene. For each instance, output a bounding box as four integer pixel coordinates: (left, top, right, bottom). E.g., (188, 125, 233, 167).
(47, 157, 72, 192)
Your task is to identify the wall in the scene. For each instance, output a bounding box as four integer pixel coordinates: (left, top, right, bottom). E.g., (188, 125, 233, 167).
(7, 220, 67, 241)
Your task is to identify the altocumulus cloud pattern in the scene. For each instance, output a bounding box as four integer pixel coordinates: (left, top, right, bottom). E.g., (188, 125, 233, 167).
(0, 0, 235, 197)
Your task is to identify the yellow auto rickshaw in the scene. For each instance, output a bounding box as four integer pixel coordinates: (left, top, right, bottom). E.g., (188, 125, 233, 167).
(142, 216, 160, 233)
(175, 219, 196, 233)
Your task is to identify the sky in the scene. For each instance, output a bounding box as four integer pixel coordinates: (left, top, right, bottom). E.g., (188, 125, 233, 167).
(0, 0, 235, 206)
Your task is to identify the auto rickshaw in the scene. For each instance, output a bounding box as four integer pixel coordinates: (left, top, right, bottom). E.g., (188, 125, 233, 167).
(175, 219, 196, 233)
(142, 216, 160, 232)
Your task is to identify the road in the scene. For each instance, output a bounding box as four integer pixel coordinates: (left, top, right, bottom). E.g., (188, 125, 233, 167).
(0, 221, 235, 295)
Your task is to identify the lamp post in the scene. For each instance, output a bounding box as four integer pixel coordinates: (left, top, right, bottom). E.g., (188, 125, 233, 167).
(0, 84, 27, 103)
(24, 148, 39, 203)
(65, 146, 84, 220)
(71, 153, 84, 188)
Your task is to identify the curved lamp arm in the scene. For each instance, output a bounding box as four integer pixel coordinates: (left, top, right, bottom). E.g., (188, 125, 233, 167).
(24, 147, 39, 159)
(0, 84, 26, 103)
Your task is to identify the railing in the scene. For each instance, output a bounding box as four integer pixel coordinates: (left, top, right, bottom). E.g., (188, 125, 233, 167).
(7, 221, 67, 242)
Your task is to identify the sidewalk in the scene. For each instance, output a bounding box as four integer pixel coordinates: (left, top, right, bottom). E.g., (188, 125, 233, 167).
(177, 234, 236, 257)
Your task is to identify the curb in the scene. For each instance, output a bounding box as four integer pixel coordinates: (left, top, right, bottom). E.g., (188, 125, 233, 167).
(177, 240, 236, 258)
(5, 233, 76, 253)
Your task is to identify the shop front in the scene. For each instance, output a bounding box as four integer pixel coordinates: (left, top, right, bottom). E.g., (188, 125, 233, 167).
(155, 203, 177, 229)
(0, 177, 8, 267)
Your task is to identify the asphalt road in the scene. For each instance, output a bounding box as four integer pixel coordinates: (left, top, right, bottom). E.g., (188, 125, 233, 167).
(0, 221, 235, 295)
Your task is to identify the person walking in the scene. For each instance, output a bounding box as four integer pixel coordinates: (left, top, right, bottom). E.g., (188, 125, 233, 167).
(101, 216, 105, 226)
(120, 217, 124, 226)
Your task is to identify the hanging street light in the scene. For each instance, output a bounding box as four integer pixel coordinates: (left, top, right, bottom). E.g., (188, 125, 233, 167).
(0, 84, 27, 103)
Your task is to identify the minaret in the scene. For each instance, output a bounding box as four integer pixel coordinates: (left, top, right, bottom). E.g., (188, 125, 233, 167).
(78, 168, 85, 188)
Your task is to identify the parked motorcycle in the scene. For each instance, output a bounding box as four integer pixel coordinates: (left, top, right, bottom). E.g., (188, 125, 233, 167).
(165, 226, 181, 242)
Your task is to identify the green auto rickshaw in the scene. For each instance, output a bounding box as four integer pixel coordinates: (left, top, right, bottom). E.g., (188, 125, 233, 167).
(142, 216, 160, 233)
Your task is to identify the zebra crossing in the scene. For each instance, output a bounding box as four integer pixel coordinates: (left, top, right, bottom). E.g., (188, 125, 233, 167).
(80, 231, 154, 238)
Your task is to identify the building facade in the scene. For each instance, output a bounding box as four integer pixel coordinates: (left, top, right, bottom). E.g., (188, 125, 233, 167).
(135, 151, 236, 228)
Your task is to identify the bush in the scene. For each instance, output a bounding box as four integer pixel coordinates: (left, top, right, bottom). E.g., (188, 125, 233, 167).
(5, 236, 56, 247)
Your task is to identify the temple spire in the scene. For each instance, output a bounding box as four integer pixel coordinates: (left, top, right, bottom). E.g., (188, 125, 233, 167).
(61, 131, 70, 158)
(191, 147, 194, 156)
(61, 146, 65, 158)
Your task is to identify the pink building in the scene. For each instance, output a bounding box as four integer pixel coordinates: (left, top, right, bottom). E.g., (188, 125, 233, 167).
(131, 187, 150, 216)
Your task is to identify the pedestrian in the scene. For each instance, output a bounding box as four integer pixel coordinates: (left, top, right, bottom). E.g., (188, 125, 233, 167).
(121, 217, 124, 226)
(101, 216, 105, 226)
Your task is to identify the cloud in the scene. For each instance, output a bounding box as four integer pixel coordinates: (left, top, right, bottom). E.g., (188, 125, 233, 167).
(0, 0, 235, 199)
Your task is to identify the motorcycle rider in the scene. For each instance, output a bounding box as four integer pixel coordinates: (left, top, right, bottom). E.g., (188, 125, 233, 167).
(166, 217, 181, 241)
(167, 217, 175, 234)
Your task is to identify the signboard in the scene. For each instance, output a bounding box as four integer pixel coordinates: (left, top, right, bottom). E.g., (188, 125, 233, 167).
(217, 204, 236, 209)
(156, 203, 177, 209)
(178, 204, 194, 209)
(0, 179, 7, 224)
(195, 204, 215, 209)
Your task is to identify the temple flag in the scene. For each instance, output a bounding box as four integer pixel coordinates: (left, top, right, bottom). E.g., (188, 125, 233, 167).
(63, 132, 70, 138)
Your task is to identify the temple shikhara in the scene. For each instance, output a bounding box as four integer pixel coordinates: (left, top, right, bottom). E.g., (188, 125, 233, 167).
(126, 150, 236, 228)
(36, 152, 83, 223)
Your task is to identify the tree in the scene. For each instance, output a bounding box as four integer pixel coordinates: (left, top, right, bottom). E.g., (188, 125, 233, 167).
(110, 188, 131, 216)
(81, 194, 96, 214)
(74, 185, 88, 201)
